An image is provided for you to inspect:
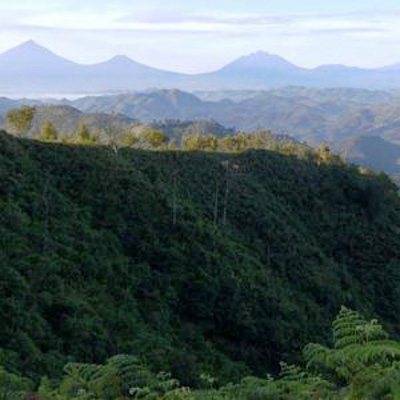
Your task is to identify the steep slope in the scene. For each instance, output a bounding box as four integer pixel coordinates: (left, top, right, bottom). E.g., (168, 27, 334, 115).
(1, 132, 400, 385)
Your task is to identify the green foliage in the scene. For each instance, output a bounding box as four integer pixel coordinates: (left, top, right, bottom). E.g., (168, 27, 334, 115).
(39, 121, 58, 142)
(4, 305, 400, 398)
(203, 309, 400, 399)
(304, 306, 400, 396)
(315, 144, 344, 166)
(36, 355, 185, 400)
(0, 367, 33, 399)
(118, 132, 139, 147)
(182, 134, 218, 151)
(6, 106, 36, 135)
(75, 123, 98, 144)
(140, 130, 168, 148)
(1, 130, 400, 392)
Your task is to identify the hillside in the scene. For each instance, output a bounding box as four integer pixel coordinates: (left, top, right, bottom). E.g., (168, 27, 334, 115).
(20, 105, 138, 140)
(2, 88, 400, 145)
(1, 131, 400, 387)
(65, 89, 400, 144)
(0, 104, 236, 145)
(4, 89, 400, 182)
(336, 135, 400, 174)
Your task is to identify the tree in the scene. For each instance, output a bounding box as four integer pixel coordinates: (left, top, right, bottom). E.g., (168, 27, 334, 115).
(39, 121, 58, 142)
(75, 123, 98, 145)
(6, 106, 36, 136)
(303, 306, 399, 384)
(0, 367, 33, 399)
(141, 130, 168, 148)
(315, 144, 343, 165)
(218, 134, 247, 152)
(182, 134, 218, 151)
(104, 125, 122, 154)
(77, 123, 90, 141)
(119, 132, 139, 147)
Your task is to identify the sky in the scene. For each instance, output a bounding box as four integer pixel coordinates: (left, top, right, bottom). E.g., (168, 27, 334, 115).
(0, 0, 399, 73)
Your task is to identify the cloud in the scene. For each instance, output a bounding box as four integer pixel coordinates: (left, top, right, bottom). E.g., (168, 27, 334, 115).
(2, 4, 398, 39)
(118, 11, 295, 26)
(117, 9, 400, 27)
(309, 27, 389, 35)
(0, 23, 226, 37)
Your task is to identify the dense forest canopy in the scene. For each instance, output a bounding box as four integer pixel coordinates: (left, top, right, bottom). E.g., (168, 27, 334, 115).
(1, 130, 400, 394)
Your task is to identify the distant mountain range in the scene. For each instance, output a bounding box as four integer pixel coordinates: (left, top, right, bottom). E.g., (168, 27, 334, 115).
(2, 41, 400, 95)
(1, 87, 400, 145)
(65, 88, 400, 146)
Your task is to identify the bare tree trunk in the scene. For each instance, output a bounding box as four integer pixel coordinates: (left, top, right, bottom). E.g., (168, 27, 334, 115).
(172, 173, 177, 226)
(222, 174, 229, 226)
(42, 175, 50, 253)
(213, 179, 219, 227)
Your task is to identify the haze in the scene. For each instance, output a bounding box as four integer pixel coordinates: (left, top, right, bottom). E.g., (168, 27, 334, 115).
(0, 0, 399, 73)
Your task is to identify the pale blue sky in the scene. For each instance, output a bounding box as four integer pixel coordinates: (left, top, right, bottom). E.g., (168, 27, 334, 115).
(0, 0, 399, 72)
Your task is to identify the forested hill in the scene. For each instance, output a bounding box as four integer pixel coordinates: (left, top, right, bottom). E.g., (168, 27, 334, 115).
(1, 130, 400, 386)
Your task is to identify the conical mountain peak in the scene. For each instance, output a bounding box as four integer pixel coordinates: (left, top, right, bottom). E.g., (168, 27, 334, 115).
(222, 51, 301, 71)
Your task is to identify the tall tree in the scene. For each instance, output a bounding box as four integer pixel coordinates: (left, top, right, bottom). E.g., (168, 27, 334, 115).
(75, 123, 98, 144)
(182, 134, 218, 151)
(39, 121, 58, 142)
(6, 106, 36, 136)
(141, 130, 167, 148)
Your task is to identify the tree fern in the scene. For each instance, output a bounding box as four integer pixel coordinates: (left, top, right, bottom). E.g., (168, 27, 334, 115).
(305, 306, 400, 389)
(333, 306, 368, 349)
(60, 362, 105, 399)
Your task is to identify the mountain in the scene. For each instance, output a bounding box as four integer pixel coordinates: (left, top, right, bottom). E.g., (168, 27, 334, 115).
(80, 55, 185, 92)
(378, 63, 400, 71)
(71, 89, 213, 121)
(192, 52, 308, 89)
(336, 135, 400, 174)
(0, 41, 185, 95)
(3, 86, 400, 143)
(2, 130, 400, 384)
(219, 51, 303, 73)
(2, 41, 400, 94)
(58, 88, 400, 144)
(0, 40, 79, 75)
